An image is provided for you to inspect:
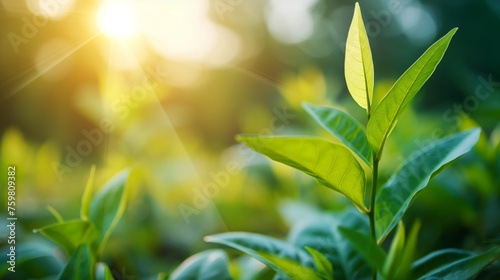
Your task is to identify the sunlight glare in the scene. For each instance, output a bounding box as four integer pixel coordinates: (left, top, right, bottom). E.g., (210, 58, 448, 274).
(97, 1, 138, 39)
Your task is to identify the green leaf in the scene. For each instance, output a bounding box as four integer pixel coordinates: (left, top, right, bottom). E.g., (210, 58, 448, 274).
(413, 247, 500, 279)
(81, 165, 96, 221)
(34, 220, 98, 255)
(338, 226, 387, 272)
(0, 243, 62, 277)
(375, 129, 480, 242)
(95, 263, 114, 280)
(47, 205, 64, 223)
(302, 103, 372, 166)
(366, 28, 458, 156)
(412, 249, 472, 278)
(345, 2, 374, 111)
(306, 247, 333, 280)
(170, 250, 232, 280)
(205, 232, 320, 279)
(237, 136, 367, 211)
(58, 244, 94, 280)
(397, 220, 421, 280)
(383, 222, 405, 279)
(89, 169, 131, 252)
(288, 209, 371, 280)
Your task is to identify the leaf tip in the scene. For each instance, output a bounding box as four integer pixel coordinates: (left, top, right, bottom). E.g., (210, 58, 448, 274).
(203, 235, 213, 243)
(301, 101, 313, 109)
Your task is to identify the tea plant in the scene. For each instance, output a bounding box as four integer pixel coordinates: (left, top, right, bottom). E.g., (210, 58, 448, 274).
(33, 166, 134, 279)
(168, 3, 499, 280)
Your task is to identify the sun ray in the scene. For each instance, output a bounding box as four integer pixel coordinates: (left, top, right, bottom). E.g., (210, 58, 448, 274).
(103, 42, 230, 231)
(2, 32, 100, 101)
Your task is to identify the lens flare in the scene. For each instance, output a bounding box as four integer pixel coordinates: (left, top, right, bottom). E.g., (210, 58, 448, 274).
(97, 1, 138, 39)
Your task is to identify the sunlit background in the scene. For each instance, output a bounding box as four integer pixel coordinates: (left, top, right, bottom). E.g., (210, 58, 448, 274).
(1, 0, 499, 278)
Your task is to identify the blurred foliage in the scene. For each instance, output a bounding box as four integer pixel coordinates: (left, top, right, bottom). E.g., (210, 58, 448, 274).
(0, 0, 499, 279)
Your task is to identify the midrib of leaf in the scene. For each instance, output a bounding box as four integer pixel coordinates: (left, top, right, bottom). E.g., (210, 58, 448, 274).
(375, 129, 479, 242)
(345, 3, 373, 110)
(360, 23, 372, 115)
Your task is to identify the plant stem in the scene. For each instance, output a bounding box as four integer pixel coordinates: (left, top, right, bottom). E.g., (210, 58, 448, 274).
(369, 158, 378, 241)
(369, 156, 379, 280)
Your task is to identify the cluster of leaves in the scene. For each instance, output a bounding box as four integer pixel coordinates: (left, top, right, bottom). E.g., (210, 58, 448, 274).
(167, 3, 499, 279)
(33, 166, 134, 279)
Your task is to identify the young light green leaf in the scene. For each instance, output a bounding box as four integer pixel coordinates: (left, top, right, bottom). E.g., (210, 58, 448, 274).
(306, 247, 333, 280)
(237, 136, 367, 212)
(205, 232, 320, 280)
(81, 164, 96, 221)
(302, 103, 372, 166)
(95, 263, 114, 280)
(375, 129, 480, 242)
(397, 220, 421, 280)
(89, 169, 130, 253)
(170, 250, 232, 280)
(414, 247, 500, 279)
(366, 28, 458, 157)
(345, 2, 374, 111)
(58, 244, 94, 280)
(34, 220, 98, 255)
(383, 222, 405, 279)
(338, 226, 387, 272)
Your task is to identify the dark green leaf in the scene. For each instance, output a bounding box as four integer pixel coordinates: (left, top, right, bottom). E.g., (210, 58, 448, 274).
(58, 244, 94, 280)
(303, 103, 372, 166)
(170, 250, 232, 280)
(288, 209, 371, 280)
(414, 247, 500, 279)
(205, 232, 320, 279)
(338, 226, 387, 272)
(412, 249, 472, 278)
(375, 129, 480, 242)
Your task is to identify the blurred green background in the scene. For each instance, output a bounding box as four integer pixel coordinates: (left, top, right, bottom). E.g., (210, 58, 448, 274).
(1, 0, 499, 278)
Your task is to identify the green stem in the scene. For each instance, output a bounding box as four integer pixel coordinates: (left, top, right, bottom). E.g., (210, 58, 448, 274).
(369, 159, 378, 240)
(369, 156, 379, 280)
